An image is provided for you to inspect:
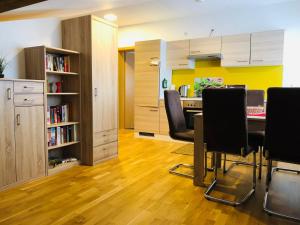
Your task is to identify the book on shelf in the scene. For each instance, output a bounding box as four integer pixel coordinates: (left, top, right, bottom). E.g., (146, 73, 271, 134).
(45, 53, 71, 72)
(47, 124, 79, 147)
(47, 104, 71, 125)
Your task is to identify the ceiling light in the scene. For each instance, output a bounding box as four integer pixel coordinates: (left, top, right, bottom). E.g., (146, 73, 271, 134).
(104, 14, 118, 22)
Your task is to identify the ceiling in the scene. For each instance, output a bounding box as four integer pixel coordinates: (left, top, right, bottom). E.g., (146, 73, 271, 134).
(0, 0, 296, 26)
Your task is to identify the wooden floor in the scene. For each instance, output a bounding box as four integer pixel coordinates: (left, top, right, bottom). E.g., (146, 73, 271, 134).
(0, 130, 299, 225)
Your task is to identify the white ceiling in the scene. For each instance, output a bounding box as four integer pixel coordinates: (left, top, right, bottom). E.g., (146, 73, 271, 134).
(0, 0, 296, 26)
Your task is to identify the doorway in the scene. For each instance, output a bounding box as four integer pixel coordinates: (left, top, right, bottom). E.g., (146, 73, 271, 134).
(119, 48, 135, 129)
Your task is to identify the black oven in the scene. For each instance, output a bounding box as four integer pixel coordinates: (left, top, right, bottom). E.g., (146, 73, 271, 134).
(182, 100, 202, 129)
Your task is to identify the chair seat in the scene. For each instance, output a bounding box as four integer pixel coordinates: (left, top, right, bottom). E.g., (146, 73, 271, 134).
(173, 129, 194, 142)
(248, 131, 265, 150)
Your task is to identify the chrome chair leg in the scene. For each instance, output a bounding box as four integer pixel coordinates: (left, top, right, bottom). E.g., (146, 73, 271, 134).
(169, 163, 194, 179)
(263, 162, 300, 222)
(204, 151, 256, 206)
(223, 154, 227, 174)
(258, 147, 263, 179)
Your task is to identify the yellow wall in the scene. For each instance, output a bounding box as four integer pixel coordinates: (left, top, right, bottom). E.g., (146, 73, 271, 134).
(172, 60, 283, 97)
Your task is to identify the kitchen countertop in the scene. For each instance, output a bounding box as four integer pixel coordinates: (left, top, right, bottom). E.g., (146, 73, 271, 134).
(160, 97, 202, 101)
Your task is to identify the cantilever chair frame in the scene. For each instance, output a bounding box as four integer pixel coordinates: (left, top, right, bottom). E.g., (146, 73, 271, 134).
(263, 158, 300, 222)
(204, 146, 257, 206)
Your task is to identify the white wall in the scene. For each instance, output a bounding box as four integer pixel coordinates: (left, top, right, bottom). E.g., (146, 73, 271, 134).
(118, 0, 300, 87)
(0, 18, 61, 79)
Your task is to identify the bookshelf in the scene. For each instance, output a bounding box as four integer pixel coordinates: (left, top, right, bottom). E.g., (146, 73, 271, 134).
(25, 46, 81, 175)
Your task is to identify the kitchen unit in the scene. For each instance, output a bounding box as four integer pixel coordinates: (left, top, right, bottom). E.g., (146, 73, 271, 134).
(0, 79, 46, 190)
(167, 40, 194, 70)
(62, 15, 118, 165)
(221, 34, 251, 67)
(221, 30, 284, 67)
(189, 36, 222, 59)
(134, 39, 169, 135)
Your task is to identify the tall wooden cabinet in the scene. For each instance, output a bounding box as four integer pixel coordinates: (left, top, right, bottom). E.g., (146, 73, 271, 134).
(62, 15, 118, 165)
(0, 79, 46, 190)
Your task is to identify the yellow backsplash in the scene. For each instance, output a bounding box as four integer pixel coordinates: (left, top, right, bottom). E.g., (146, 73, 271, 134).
(172, 60, 283, 97)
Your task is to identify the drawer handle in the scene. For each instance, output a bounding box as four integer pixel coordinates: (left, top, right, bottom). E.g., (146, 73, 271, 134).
(150, 57, 159, 60)
(236, 60, 248, 63)
(149, 109, 158, 112)
(23, 86, 34, 90)
(24, 98, 33, 104)
(191, 50, 201, 54)
(252, 59, 264, 62)
(16, 114, 21, 126)
(7, 88, 12, 100)
(178, 63, 188, 66)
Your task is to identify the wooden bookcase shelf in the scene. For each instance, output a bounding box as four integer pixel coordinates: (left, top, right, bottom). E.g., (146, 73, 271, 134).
(48, 141, 80, 151)
(46, 70, 79, 76)
(48, 122, 79, 128)
(24, 45, 81, 175)
(47, 92, 80, 96)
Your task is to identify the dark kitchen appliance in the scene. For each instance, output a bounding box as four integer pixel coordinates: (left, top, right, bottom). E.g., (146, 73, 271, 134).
(182, 100, 202, 129)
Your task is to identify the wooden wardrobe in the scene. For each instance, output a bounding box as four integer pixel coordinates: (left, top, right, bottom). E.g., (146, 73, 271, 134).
(62, 15, 118, 166)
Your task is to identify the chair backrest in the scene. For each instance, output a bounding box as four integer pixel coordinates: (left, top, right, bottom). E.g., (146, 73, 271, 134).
(202, 88, 248, 156)
(264, 88, 300, 164)
(164, 90, 187, 137)
(247, 90, 265, 107)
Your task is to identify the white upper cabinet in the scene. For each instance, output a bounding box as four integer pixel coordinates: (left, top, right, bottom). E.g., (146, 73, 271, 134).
(250, 30, 284, 66)
(221, 34, 251, 67)
(167, 40, 195, 70)
(190, 37, 222, 56)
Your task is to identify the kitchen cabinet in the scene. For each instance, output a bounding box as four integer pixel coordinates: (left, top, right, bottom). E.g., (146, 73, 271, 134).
(0, 81, 16, 188)
(135, 106, 159, 134)
(251, 30, 284, 66)
(135, 40, 162, 107)
(190, 37, 221, 56)
(15, 106, 45, 182)
(167, 40, 194, 70)
(159, 100, 169, 135)
(62, 15, 118, 165)
(221, 34, 251, 67)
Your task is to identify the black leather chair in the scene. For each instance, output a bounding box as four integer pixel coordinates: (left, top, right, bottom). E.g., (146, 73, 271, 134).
(263, 88, 300, 222)
(247, 90, 265, 179)
(164, 90, 194, 178)
(247, 90, 265, 107)
(202, 88, 257, 206)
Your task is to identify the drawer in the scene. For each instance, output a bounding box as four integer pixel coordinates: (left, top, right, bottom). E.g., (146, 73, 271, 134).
(93, 141, 118, 163)
(14, 82, 44, 94)
(93, 129, 118, 147)
(14, 94, 44, 106)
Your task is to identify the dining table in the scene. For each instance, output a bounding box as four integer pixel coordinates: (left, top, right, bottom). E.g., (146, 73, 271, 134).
(193, 113, 266, 187)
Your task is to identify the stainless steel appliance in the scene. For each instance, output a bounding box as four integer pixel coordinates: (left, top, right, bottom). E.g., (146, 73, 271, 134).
(178, 85, 189, 97)
(182, 100, 202, 129)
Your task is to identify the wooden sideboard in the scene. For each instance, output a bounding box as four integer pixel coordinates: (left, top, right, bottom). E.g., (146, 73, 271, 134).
(0, 79, 46, 190)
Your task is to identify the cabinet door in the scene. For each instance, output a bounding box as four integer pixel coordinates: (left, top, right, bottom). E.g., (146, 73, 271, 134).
(135, 40, 161, 107)
(0, 81, 16, 188)
(92, 19, 118, 133)
(251, 30, 284, 66)
(190, 37, 221, 56)
(15, 106, 46, 182)
(167, 40, 194, 70)
(221, 34, 250, 67)
(134, 106, 159, 133)
(159, 101, 169, 135)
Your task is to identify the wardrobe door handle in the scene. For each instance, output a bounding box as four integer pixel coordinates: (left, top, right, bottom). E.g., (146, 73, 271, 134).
(7, 88, 12, 100)
(94, 88, 98, 97)
(16, 114, 21, 126)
